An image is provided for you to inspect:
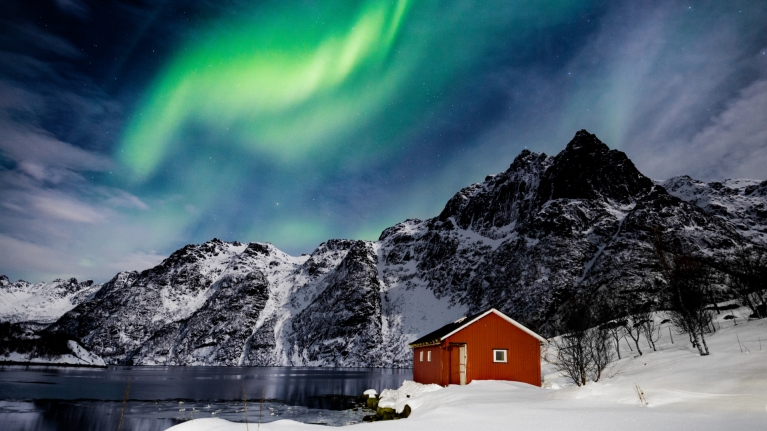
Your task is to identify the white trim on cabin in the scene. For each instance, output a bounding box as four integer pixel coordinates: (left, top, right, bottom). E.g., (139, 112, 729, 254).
(439, 308, 548, 343)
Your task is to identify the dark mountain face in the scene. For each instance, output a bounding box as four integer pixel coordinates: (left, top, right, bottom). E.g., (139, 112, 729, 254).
(437, 149, 550, 235)
(380, 130, 756, 332)
(539, 130, 654, 204)
(10, 130, 765, 366)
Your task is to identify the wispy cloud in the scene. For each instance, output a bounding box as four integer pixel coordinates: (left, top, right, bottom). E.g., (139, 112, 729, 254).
(53, 0, 90, 19)
(0, 23, 161, 282)
(639, 77, 767, 181)
(467, 1, 767, 184)
(105, 250, 166, 274)
(0, 234, 82, 282)
(562, 2, 767, 182)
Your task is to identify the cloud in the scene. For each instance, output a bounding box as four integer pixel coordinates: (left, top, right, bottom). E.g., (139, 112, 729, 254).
(0, 119, 112, 183)
(29, 194, 108, 224)
(105, 250, 166, 274)
(469, 1, 767, 184)
(639, 78, 767, 181)
(0, 22, 81, 59)
(104, 190, 150, 211)
(0, 36, 157, 281)
(0, 234, 81, 281)
(564, 2, 767, 182)
(54, 0, 90, 18)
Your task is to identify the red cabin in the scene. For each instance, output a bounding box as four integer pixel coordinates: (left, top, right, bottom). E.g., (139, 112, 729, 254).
(409, 308, 547, 387)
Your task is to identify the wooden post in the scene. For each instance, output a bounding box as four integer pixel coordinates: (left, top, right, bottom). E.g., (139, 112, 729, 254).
(258, 389, 265, 431)
(117, 381, 131, 431)
(243, 384, 249, 431)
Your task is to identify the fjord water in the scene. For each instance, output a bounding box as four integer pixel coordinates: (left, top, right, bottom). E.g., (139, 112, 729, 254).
(0, 366, 412, 430)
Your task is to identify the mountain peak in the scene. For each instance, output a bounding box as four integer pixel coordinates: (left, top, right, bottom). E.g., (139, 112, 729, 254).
(537, 130, 653, 204)
(565, 129, 606, 153)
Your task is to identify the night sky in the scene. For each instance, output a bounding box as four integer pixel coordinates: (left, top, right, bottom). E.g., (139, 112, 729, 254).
(1, 0, 766, 282)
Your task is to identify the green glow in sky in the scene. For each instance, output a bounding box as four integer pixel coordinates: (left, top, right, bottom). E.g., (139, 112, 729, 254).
(121, 0, 411, 180)
(116, 0, 591, 253)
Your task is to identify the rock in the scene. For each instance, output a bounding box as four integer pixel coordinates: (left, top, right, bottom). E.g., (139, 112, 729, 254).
(401, 404, 412, 418)
(366, 397, 379, 409)
(376, 407, 397, 420)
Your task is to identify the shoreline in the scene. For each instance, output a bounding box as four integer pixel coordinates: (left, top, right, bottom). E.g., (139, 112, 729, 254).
(0, 360, 108, 369)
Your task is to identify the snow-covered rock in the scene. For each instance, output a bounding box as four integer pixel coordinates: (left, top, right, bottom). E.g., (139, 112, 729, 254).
(0, 275, 100, 324)
(662, 176, 767, 246)
(378, 380, 443, 414)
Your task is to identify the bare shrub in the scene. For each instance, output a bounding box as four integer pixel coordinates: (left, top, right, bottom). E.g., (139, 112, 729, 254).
(550, 299, 614, 386)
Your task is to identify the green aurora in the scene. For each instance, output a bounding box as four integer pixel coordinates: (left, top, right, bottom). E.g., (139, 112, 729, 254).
(3, 0, 767, 282)
(117, 0, 592, 248)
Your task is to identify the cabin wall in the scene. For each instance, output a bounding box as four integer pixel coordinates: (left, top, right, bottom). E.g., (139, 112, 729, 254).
(412, 345, 442, 385)
(444, 313, 541, 386)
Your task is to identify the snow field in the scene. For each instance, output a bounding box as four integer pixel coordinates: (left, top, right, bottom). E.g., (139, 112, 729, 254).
(543, 307, 767, 416)
(168, 308, 767, 431)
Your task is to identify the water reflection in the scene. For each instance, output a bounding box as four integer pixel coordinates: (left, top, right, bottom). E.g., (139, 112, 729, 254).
(0, 400, 177, 431)
(0, 366, 412, 430)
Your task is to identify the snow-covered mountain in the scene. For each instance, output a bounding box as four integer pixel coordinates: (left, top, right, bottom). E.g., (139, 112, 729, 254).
(661, 176, 767, 246)
(0, 275, 100, 324)
(4, 130, 765, 367)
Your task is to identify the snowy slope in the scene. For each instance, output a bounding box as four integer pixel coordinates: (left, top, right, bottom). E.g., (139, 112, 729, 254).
(167, 311, 767, 431)
(0, 275, 100, 324)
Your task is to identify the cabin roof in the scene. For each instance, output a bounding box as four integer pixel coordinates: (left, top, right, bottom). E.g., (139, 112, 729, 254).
(407, 308, 547, 348)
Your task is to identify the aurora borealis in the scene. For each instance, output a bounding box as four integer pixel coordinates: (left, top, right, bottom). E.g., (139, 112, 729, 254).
(1, 0, 767, 282)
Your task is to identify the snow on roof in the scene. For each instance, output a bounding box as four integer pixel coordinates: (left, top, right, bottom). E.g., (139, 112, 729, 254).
(408, 308, 547, 347)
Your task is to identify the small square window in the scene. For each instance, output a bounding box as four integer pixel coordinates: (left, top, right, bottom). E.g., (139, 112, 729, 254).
(427, 351, 432, 362)
(493, 349, 507, 363)
(419, 351, 423, 362)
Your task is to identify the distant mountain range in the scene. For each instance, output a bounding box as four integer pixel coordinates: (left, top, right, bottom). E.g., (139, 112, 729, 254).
(2, 130, 765, 367)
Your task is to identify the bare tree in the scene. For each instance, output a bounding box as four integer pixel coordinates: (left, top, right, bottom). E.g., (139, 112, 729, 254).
(622, 308, 644, 356)
(672, 255, 716, 355)
(600, 320, 626, 360)
(586, 325, 614, 382)
(638, 310, 661, 352)
(727, 247, 767, 319)
(651, 228, 715, 356)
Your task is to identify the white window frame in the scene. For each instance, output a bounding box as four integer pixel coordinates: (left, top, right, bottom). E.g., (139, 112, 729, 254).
(427, 350, 432, 362)
(419, 351, 423, 362)
(493, 349, 507, 363)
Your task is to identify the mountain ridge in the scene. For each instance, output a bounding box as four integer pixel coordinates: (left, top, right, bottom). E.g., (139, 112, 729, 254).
(2, 130, 765, 367)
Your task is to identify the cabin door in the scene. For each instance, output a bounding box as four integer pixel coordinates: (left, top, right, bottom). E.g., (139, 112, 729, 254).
(449, 345, 467, 385)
